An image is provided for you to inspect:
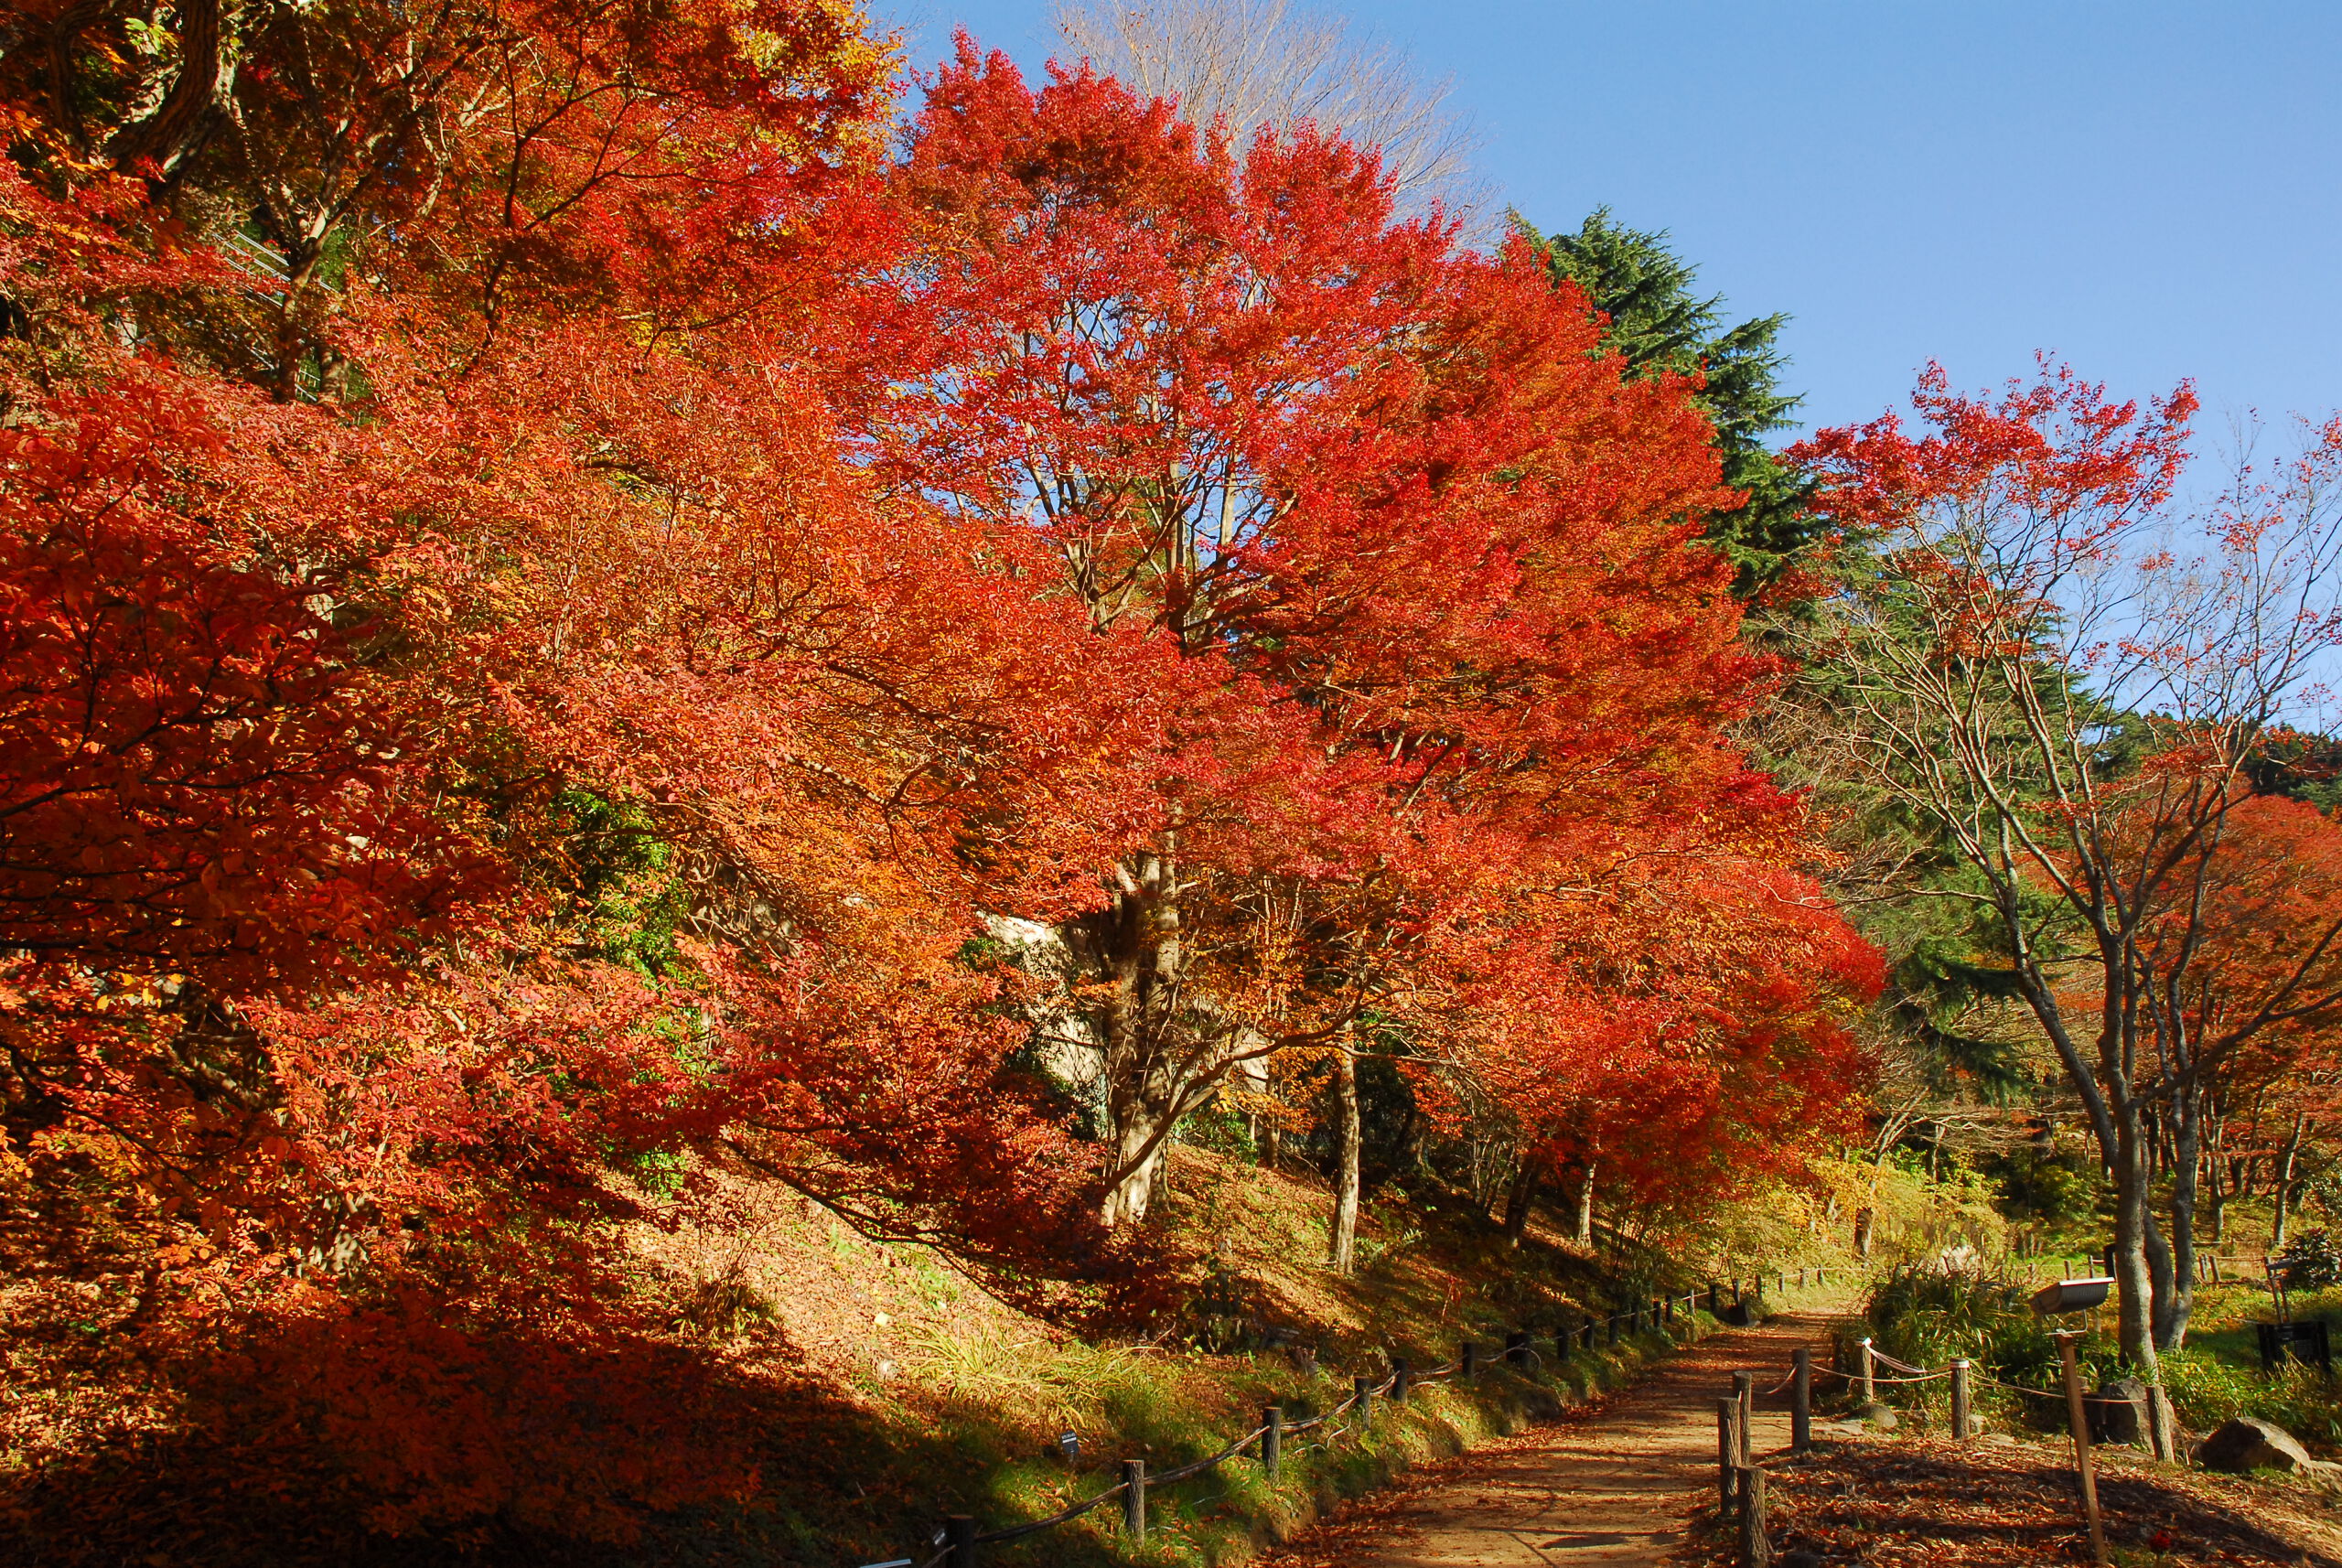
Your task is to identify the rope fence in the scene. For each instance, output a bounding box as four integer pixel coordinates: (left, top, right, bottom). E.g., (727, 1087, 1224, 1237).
(1708, 1323, 2173, 1566)
(854, 1267, 1837, 1566)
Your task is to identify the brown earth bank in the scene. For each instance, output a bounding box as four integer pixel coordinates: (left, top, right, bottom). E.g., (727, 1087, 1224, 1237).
(7, 1146, 1805, 1567)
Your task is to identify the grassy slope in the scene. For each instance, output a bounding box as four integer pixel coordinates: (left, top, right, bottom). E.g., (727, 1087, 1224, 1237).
(5, 1141, 1842, 1568)
(627, 1147, 1764, 1568)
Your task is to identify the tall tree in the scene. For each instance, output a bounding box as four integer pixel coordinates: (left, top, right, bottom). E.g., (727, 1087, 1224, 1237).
(1789, 361, 2342, 1431)
(865, 45, 1829, 1229)
(1514, 208, 1818, 596)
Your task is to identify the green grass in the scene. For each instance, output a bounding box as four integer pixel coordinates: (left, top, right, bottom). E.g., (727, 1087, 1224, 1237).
(2153, 1279, 2342, 1447)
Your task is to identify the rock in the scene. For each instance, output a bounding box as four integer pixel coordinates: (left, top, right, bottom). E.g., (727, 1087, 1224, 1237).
(1855, 1401, 1898, 1430)
(2198, 1416, 2317, 1474)
(2086, 1377, 2149, 1445)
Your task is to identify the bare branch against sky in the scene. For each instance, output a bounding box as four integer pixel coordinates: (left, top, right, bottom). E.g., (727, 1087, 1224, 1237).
(1053, 0, 1488, 229)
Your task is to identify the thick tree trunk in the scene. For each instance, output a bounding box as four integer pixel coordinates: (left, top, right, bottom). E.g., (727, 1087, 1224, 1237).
(2110, 1104, 2176, 1458)
(1094, 850, 1198, 1230)
(1327, 1049, 1361, 1274)
(2143, 1205, 2176, 1347)
(1100, 1105, 1172, 1229)
(1502, 1161, 1537, 1249)
(1574, 1162, 1596, 1246)
(107, 0, 233, 177)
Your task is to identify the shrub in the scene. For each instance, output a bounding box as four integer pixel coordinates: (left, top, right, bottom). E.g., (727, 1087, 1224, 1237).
(1862, 1266, 2062, 1387)
(2276, 1230, 2342, 1293)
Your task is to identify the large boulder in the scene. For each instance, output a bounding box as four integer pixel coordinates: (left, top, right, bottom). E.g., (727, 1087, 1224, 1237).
(2086, 1378, 2150, 1445)
(2198, 1417, 2316, 1474)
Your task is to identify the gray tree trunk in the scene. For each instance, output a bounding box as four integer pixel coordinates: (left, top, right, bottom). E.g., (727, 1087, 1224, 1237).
(2156, 1079, 2202, 1350)
(2109, 1103, 2176, 1457)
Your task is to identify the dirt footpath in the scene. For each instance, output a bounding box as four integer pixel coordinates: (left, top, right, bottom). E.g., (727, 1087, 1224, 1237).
(1265, 1312, 1842, 1568)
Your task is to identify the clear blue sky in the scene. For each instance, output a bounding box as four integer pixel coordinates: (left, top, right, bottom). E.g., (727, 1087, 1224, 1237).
(876, 0, 2342, 440)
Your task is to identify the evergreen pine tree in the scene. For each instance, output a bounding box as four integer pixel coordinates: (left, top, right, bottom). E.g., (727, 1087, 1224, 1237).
(1514, 208, 1820, 596)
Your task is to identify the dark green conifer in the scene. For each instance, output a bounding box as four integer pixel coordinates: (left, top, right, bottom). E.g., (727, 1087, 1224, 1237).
(1513, 208, 1820, 596)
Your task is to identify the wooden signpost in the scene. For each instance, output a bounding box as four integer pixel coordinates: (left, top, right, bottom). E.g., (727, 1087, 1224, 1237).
(2055, 1331, 2110, 1565)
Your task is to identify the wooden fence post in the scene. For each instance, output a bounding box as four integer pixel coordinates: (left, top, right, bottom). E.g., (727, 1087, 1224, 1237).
(1506, 1329, 1530, 1367)
(945, 1515, 978, 1567)
(2056, 1332, 2109, 1566)
(1857, 1337, 1875, 1405)
(1791, 1347, 1811, 1454)
(1391, 1357, 1411, 1405)
(1951, 1359, 1971, 1442)
(1736, 1464, 1770, 1567)
(1733, 1370, 1755, 1465)
(1262, 1405, 1282, 1483)
(1460, 1341, 1477, 1381)
(1353, 1374, 1375, 1430)
(1716, 1397, 1741, 1509)
(1122, 1460, 1146, 1541)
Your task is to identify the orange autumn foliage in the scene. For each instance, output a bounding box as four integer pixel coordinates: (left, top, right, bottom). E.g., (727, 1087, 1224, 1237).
(0, 8, 1876, 1552)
